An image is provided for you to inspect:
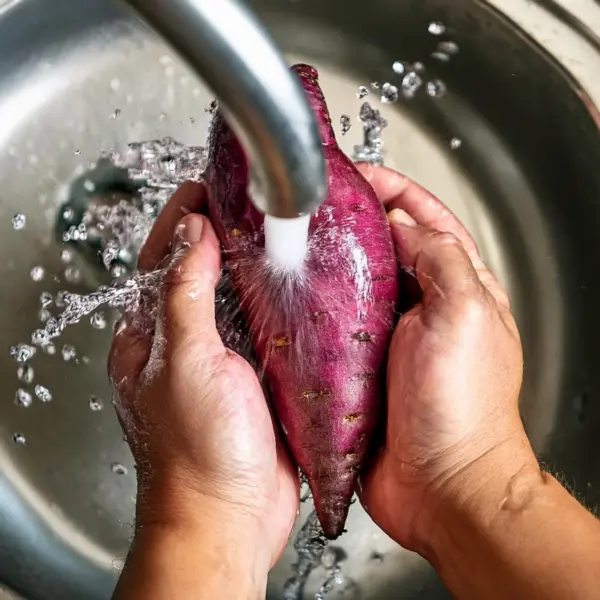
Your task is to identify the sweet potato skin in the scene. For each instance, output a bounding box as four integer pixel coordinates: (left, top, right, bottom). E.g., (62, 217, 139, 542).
(204, 64, 399, 539)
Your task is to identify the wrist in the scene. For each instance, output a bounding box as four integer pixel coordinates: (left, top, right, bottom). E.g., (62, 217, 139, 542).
(414, 431, 542, 560)
(134, 470, 272, 582)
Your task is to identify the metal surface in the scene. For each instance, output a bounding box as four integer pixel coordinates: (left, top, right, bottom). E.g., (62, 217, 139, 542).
(120, 0, 326, 218)
(0, 0, 599, 598)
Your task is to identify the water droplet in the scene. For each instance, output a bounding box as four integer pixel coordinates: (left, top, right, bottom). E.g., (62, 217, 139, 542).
(12, 214, 26, 230)
(111, 109, 122, 120)
(30, 266, 45, 282)
(428, 21, 446, 35)
(110, 78, 121, 92)
(39, 292, 53, 308)
(74, 149, 81, 156)
(10, 344, 36, 363)
(61, 345, 76, 362)
(450, 137, 462, 150)
(13, 433, 26, 445)
(370, 81, 380, 91)
(62, 206, 75, 222)
(437, 40, 460, 55)
(17, 365, 34, 384)
(38, 308, 52, 323)
(31, 329, 51, 347)
(15, 389, 32, 408)
(189, 116, 196, 124)
(402, 72, 423, 98)
(392, 61, 405, 75)
(111, 264, 127, 278)
(64, 266, 81, 284)
(321, 547, 338, 569)
(44, 318, 62, 339)
(431, 51, 451, 63)
(356, 85, 369, 99)
(83, 179, 96, 192)
(111, 462, 128, 476)
(427, 79, 447, 99)
(159, 113, 167, 122)
(370, 551, 385, 564)
(412, 61, 426, 73)
(381, 82, 399, 103)
(340, 115, 351, 135)
(43, 343, 56, 355)
(35, 385, 52, 403)
(90, 312, 107, 330)
(60, 249, 73, 264)
(55, 290, 72, 308)
(89, 396, 104, 411)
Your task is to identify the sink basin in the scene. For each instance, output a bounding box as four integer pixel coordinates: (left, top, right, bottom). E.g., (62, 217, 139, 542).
(1, 0, 600, 598)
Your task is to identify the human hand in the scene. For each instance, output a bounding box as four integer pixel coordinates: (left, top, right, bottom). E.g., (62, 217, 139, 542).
(356, 165, 538, 554)
(109, 182, 299, 572)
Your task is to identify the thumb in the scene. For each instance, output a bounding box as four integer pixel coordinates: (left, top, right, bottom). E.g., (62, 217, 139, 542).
(160, 214, 223, 352)
(388, 209, 486, 311)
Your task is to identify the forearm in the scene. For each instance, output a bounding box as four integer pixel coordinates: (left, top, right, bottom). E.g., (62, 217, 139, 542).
(422, 440, 600, 599)
(113, 486, 270, 600)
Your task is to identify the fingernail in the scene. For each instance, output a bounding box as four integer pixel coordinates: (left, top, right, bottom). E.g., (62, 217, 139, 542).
(388, 208, 416, 227)
(173, 217, 203, 250)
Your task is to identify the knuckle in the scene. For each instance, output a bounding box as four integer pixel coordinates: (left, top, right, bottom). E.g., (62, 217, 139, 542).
(430, 230, 462, 249)
(455, 293, 488, 324)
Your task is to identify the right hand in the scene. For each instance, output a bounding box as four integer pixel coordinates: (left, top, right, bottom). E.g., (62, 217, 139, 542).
(357, 165, 539, 553)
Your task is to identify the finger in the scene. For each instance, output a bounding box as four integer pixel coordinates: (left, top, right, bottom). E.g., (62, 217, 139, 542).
(358, 163, 480, 260)
(138, 181, 207, 273)
(388, 211, 486, 311)
(108, 310, 154, 400)
(160, 213, 223, 352)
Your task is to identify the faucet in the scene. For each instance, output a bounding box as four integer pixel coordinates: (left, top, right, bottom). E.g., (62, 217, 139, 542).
(120, 0, 327, 219)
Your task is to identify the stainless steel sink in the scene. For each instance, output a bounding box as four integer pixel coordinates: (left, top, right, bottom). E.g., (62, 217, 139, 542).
(1, 0, 600, 598)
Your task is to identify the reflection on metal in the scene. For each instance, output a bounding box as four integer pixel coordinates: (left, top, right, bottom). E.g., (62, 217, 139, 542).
(0, 0, 599, 599)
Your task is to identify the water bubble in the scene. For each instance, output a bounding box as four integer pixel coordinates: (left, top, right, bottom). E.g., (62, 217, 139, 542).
(12, 433, 26, 445)
(39, 293, 53, 309)
(321, 547, 338, 569)
(61, 345, 76, 362)
(10, 344, 36, 363)
(90, 312, 107, 330)
(60, 249, 73, 264)
(437, 40, 460, 55)
(392, 61, 405, 75)
(89, 396, 104, 411)
(427, 79, 447, 99)
(370, 551, 385, 564)
(370, 81, 380, 91)
(450, 137, 463, 150)
(34, 385, 52, 403)
(15, 389, 33, 408)
(340, 115, 351, 135)
(356, 85, 369, 99)
(111, 109, 122, 120)
(55, 290, 72, 308)
(17, 365, 34, 383)
(44, 318, 62, 339)
(159, 113, 167, 122)
(30, 266, 45, 282)
(83, 179, 96, 192)
(412, 61, 426, 73)
(428, 21, 446, 35)
(111, 462, 128, 476)
(64, 266, 81, 284)
(12, 213, 26, 230)
(381, 82, 399, 103)
(110, 78, 121, 92)
(402, 72, 423, 98)
(74, 149, 81, 156)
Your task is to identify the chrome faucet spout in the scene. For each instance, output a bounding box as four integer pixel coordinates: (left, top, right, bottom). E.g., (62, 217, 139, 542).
(121, 0, 327, 218)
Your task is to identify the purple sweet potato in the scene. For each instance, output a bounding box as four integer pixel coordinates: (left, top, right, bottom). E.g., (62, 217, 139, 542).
(204, 64, 399, 539)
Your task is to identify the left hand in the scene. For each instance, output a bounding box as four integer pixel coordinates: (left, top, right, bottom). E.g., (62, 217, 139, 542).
(109, 182, 299, 570)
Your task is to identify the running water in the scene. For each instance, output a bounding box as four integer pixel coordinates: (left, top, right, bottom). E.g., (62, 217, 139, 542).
(10, 32, 459, 596)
